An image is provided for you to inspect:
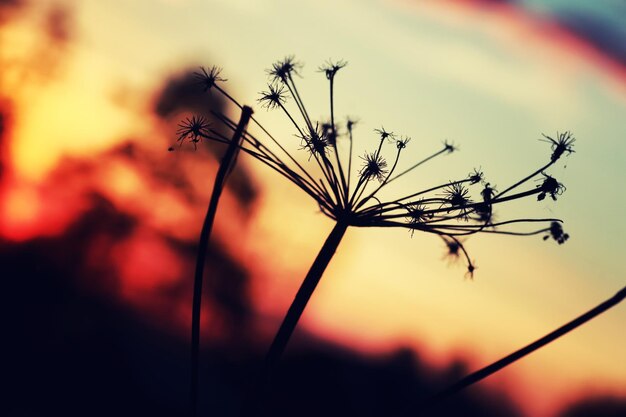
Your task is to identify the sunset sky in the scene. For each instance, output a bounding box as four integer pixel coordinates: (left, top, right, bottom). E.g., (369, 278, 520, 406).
(2, 1, 625, 416)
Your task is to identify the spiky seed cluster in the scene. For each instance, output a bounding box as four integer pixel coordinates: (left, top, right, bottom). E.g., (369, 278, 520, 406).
(174, 57, 575, 277)
(268, 56, 302, 83)
(319, 59, 347, 81)
(375, 127, 394, 142)
(541, 131, 575, 162)
(445, 182, 471, 208)
(258, 84, 287, 109)
(360, 153, 388, 182)
(299, 126, 330, 157)
(175, 116, 211, 150)
(194, 66, 226, 92)
(469, 169, 484, 185)
(537, 173, 566, 201)
(443, 182, 473, 220)
(444, 238, 461, 259)
(406, 201, 432, 237)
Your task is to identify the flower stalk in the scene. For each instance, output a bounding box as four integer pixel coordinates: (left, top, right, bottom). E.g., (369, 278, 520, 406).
(189, 105, 253, 417)
(264, 219, 349, 378)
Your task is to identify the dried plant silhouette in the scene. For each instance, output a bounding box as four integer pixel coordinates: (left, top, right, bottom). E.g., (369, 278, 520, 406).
(171, 57, 592, 415)
(403, 284, 626, 416)
(176, 107, 253, 417)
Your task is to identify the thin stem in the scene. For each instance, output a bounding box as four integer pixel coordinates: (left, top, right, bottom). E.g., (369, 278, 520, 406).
(212, 110, 330, 200)
(386, 147, 449, 185)
(213, 86, 328, 199)
(284, 75, 346, 207)
(355, 149, 402, 210)
(348, 174, 369, 209)
(495, 161, 553, 198)
(347, 123, 355, 191)
(400, 285, 626, 417)
(329, 78, 349, 201)
(264, 220, 349, 379)
(276, 101, 341, 205)
(190, 106, 253, 417)
(359, 178, 473, 217)
(277, 101, 306, 138)
(375, 138, 385, 158)
(287, 73, 314, 132)
(428, 188, 542, 217)
(323, 153, 346, 208)
(214, 84, 242, 110)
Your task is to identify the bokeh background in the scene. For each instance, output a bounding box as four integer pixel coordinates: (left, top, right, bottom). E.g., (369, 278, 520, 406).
(2, 0, 625, 416)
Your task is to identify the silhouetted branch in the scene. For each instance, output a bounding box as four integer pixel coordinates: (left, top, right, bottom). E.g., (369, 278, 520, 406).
(399, 285, 626, 417)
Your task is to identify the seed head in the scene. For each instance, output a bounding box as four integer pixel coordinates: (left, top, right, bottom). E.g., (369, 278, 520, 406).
(346, 117, 358, 134)
(300, 126, 330, 157)
(176, 115, 211, 150)
(406, 201, 431, 235)
(319, 59, 347, 81)
(465, 262, 477, 280)
(481, 182, 495, 203)
(175, 56, 576, 279)
(468, 168, 484, 184)
(360, 152, 388, 182)
(541, 131, 575, 162)
(543, 221, 569, 244)
(444, 238, 461, 260)
(374, 127, 395, 142)
(444, 182, 471, 208)
(537, 173, 565, 201)
(194, 66, 226, 92)
(321, 121, 339, 145)
(258, 84, 288, 109)
(471, 183, 496, 223)
(443, 140, 457, 153)
(442, 182, 473, 220)
(396, 136, 411, 150)
(268, 56, 302, 83)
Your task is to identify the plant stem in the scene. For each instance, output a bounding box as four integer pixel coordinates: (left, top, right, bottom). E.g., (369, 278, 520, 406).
(190, 105, 253, 417)
(401, 284, 626, 417)
(264, 220, 349, 378)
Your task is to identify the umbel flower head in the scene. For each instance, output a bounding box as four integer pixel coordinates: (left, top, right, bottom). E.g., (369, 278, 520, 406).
(176, 57, 575, 278)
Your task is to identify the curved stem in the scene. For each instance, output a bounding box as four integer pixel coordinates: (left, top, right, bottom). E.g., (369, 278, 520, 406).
(400, 284, 626, 417)
(386, 147, 448, 185)
(190, 106, 253, 417)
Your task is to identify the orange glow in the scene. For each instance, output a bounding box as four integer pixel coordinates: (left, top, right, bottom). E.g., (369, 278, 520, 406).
(0, 180, 87, 241)
(1, 185, 39, 228)
(112, 228, 184, 299)
(104, 161, 144, 198)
